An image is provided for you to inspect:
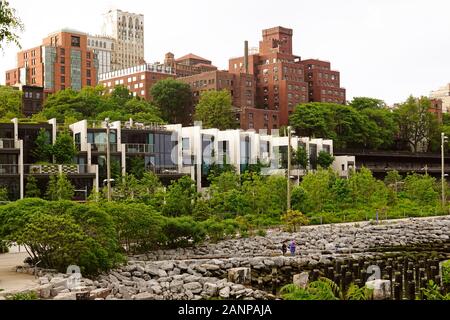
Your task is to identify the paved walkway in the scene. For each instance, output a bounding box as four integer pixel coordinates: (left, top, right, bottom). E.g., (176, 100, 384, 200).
(0, 251, 38, 293)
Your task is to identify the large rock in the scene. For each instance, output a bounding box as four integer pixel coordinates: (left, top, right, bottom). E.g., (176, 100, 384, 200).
(169, 280, 184, 293)
(53, 292, 77, 300)
(160, 262, 174, 271)
(219, 286, 230, 299)
(365, 280, 391, 300)
(38, 284, 53, 299)
(203, 283, 218, 297)
(200, 264, 220, 271)
(134, 292, 156, 300)
(228, 267, 251, 285)
(90, 288, 111, 299)
(293, 272, 309, 289)
(183, 282, 202, 294)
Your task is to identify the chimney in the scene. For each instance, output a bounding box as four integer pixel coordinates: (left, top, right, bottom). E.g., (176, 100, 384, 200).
(244, 40, 249, 74)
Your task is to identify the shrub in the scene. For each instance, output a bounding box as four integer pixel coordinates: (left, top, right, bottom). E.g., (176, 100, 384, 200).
(103, 202, 165, 253)
(6, 291, 38, 300)
(161, 216, 206, 248)
(281, 210, 309, 232)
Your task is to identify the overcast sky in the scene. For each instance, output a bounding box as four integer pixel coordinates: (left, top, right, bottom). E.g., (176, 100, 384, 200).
(1, 0, 449, 105)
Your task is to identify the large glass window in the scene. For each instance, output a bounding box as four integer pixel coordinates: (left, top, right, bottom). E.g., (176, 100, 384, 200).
(71, 36, 81, 47)
(70, 49, 82, 90)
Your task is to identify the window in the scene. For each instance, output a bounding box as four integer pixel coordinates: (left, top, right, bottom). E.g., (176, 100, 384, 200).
(61, 76, 65, 83)
(139, 83, 143, 88)
(249, 113, 253, 120)
(60, 48, 65, 55)
(61, 66, 65, 74)
(61, 85, 65, 90)
(36, 92, 41, 99)
(140, 74, 145, 80)
(87, 69, 91, 78)
(71, 36, 81, 47)
(87, 61, 91, 68)
(87, 52, 91, 59)
(141, 90, 145, 96)
(87, 79, 91, 86)
(60, 57, 65, 64)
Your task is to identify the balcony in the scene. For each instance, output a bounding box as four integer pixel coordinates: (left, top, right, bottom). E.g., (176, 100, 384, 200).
(0, 164, 18, 174)
(150, 165, 179, 175)
(24, 164, 97, 175)
(0, 139, 17, 149)
(90, 143, 118, 153)
(125, 144, 154, 154)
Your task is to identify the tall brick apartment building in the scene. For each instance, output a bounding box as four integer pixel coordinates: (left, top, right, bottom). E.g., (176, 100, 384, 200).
(178, 70, 279, 130)
(229, 26, 346, 130)
(5, 29, 98, 97)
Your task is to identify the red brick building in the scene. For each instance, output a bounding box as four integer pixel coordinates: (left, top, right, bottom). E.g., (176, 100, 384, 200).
(5, 29, 97, 96)
(429, 98, 443, 123)
(229, 26, 346, 130)
(164, 52, 217, 78)
(302, 59, 346, 104)
(178, 70, 279, 130)
(99, 63, 175, 100)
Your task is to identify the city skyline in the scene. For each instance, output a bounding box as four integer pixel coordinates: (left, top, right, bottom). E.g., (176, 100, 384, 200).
(1, 0, 450, 105)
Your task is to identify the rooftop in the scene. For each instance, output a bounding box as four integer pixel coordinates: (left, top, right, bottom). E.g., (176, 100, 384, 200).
(98, 63, 175, 81)
(175, 53, 211, 63)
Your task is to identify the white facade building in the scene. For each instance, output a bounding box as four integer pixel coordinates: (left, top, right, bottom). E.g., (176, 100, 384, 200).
(430, 83, 450, 113)
(102, 9, 145, 71)
(87, 35, 115, 75)
(166, 123, 353, 191)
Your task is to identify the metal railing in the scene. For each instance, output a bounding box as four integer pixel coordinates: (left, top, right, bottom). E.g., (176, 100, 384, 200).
(0, 139, 17, 149)
(24, 164, 96, 175)
(90, 143, 118, 153)
(0, 164, 18, 174)
(151, 166, 179, 175)
(125, 144, 154, 153)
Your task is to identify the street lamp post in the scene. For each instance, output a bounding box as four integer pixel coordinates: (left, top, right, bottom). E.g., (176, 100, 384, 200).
(106, 118, 111, 202)
(441, 132, 448, 208)
(287, 126, 292, 211)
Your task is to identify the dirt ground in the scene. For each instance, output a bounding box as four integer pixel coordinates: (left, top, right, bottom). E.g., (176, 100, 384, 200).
(0, 252, 38, 292)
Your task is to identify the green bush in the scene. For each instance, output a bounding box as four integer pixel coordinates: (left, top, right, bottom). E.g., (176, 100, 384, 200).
(0, 240, 8, 253)
(6, 291, 38, 300)
(161, 216, 206, 248)
(104, 202, 165, 254)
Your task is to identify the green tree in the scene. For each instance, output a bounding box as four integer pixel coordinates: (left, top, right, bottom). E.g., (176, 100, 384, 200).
(194, 90, 238, 130)
(0, 85, 23, 119)
(151, 79, 192, 125)
(0, 0, 24, 49)
(32, 128, 52, 163)
(394, 96, 440, 152)
(45, 174, 75, 201)
(52, 131, 76, 164)
(317, 151, 335, 169)
(289, 102, 337, 139)
(281, 209, 309, 232)
(349, 97, 386, 111)
(25, 176, 40, 198)
(293, 145, 309, 170)
(361, 108, 398, 149)
(162, 176, 198, 216)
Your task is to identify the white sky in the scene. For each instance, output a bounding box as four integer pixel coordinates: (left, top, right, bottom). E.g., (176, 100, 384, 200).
(1, 0, 449, 105)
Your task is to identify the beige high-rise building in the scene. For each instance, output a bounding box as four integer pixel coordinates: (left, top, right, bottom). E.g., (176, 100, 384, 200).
(102, 9, 144, 71)
(430, 83, 450, 113)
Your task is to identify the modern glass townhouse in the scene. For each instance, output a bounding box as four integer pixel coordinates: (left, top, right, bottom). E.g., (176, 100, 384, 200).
(0, 118, 354, 200)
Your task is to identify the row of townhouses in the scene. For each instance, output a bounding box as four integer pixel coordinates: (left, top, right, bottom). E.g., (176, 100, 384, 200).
(0, 118, 355, 200)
